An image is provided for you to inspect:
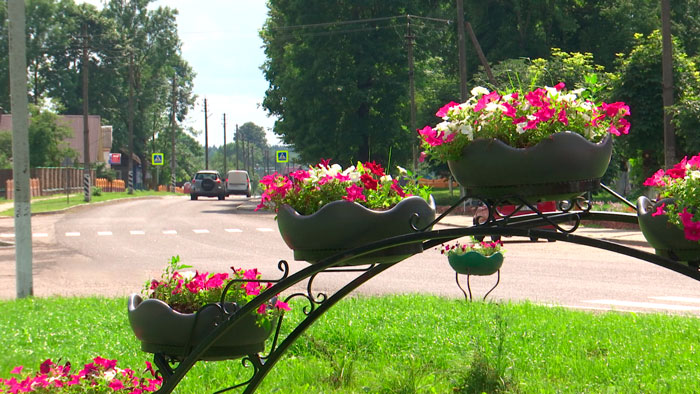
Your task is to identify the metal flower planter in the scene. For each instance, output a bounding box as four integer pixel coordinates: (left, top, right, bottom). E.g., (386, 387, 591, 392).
(127, 294, 272, 361)
(276, 195, 436, 265)
(448, 132, 613, 201)
(637, 196, 700, 265)
(448, 251, 504, 276)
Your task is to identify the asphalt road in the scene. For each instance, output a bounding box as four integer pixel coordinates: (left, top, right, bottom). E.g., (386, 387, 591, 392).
(1, 196, 700, 315)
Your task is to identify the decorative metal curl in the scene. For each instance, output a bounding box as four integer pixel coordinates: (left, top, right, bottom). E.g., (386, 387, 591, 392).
(211, 355, 263, 394)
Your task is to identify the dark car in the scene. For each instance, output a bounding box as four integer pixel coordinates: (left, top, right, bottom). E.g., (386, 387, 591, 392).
(190, 170, 226, 200)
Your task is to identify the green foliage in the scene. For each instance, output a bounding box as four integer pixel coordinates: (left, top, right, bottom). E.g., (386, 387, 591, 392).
(2, 295, 700, 392)
(95, 161, 117, 182)
(27, 106, 77, 167)
(91, 186, 102, 196)
(0, 130, 11, 169)
(610, 30, 700, 184)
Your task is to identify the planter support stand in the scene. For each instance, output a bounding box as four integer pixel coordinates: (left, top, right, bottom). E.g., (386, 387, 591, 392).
(455, 269, 501, 301)
(146, 182, 700, 394)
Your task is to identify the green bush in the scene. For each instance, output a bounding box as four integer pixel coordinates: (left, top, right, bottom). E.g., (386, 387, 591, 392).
(91, 186, 102, 196)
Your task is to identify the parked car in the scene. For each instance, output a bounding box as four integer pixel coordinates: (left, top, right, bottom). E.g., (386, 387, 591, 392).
(226, 170, 252, 197)
(190, 170, 226, 200)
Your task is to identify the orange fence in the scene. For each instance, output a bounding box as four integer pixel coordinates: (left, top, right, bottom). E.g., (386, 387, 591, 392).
(95, 178, 126, 192)
(158, 185, 184, 193)
(5, 178, 41, 200)
(418, 178, 459, 188)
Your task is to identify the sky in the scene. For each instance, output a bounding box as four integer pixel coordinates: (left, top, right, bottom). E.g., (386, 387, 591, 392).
(77, 0, 280, 146)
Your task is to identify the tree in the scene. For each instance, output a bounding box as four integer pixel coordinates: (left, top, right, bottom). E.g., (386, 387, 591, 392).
(261, 1, 449, 167)
(0, 130, 11, 169)
(610, 30, 700, 186)
(27, 106, 77, 167)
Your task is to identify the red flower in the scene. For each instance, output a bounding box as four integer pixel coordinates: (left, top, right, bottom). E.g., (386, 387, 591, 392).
(360, 174, 378, 190)
(364, 161, 385, 177)
(391, 179, 407, 197)
(319, 158, 332, 168)
(665, 156, 688, 179)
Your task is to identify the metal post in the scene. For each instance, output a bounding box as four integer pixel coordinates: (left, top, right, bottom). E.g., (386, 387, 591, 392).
(223, 113, 227, 174)
(170, 73, 177, 192)
(204, 98, 209, 170)
(406, 15, 417, 171)
(235, 124, 239, 170)
(661, 0, 676, 168)
(456, 0, 468, 101)
(127, 51, 135, 194)
(8, 0, 33, 298)
(81, 22, 91, 202)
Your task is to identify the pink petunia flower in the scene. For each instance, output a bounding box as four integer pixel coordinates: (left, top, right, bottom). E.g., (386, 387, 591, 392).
(652, 203, 666, 217)
(474, 91, 501, 112)
(554, 82, 565, 91)
(643, 169, 666, 187)
(435, 101, 460, 118)
(343, 184, 366, 202)
(679, 208, 700, 241)
(275, 299, 291, 311)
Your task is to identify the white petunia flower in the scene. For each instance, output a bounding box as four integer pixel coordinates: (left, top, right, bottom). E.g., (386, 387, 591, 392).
(471, 86, 490, 96)
(180, 271, 196, 281)
(396, 166, 408, 175)
(380, 175, 392, 183)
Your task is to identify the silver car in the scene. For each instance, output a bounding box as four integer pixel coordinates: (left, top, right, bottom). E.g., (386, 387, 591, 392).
(190, 170, 226, 200)
(226, 170, 252, 197)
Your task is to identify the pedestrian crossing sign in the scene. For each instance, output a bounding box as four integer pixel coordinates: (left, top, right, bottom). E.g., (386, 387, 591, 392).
(276, 150, 289, 163)
(152, 153, 164, 165)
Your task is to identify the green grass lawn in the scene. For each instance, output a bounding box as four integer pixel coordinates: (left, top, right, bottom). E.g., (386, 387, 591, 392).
(0, 190, 182, 216)
(1, 295, 698, 393)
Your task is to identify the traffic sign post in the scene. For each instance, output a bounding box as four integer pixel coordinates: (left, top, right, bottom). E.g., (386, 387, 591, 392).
(152, 153, 164, 165)
(276, 150, 289, 163)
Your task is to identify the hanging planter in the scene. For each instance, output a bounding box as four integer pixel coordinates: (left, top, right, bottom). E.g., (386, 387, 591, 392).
(418, 83, 630, 202)
(448, 251, 504, 276)
(277, 196, 436, 265)
(447, 132, 612, 201)
(128, 295, 273, 361)
(637, 196, 700, 265)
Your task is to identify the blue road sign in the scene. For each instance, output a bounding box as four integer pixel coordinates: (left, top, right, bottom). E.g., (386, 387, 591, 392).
(276, 150, 289, 163)
(152, 153, 164, 165)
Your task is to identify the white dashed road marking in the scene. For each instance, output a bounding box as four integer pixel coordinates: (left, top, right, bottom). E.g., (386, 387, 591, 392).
(256, 228, 274, 232)
(225, 229, 243, 233)
(1, 233, 15, 238)
(65, 232, 80, 237)
(130, 230, 145, 235)
(97, 231, 113, 236)
(163, 230, 177, 235)
(33, 233, 48, 238)
(193, 229, 210, 234)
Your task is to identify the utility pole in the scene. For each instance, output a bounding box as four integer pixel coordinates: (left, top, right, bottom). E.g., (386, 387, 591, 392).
(81, 22, 91, 202)
(127, 50, 135, 194)
(235, 124, 239, 170)
(661, 0, 676, 168)
(170, 74, 177, 192)
(223, 113, 227, 174)
(456, 0, 468, 101)
(204, 98, 209, 170)
(406, 15, 417, 171)
(8, 0, 33, 298)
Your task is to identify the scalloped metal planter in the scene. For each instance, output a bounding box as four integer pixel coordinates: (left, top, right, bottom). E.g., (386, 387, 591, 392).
(448, 132, 613, 201)
(276, 196, 436, 265)
(637, 196, 700, 264)
(448, 251, 504, 276)
(127, 294, 272, 361)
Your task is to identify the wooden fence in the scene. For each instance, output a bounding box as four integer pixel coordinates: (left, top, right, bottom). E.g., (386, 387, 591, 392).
(95, 178, 126, 192)
(418, 178, 459, 188)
